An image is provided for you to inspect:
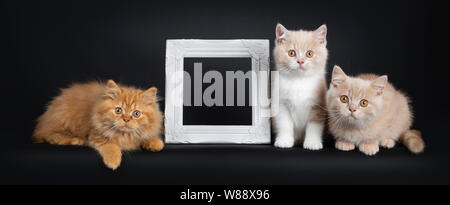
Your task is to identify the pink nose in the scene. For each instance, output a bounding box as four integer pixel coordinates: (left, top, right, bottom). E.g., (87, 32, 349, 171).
(123, 118, 130, 122)
(349, 108, 356, 113)
(297, 59, 304, 65)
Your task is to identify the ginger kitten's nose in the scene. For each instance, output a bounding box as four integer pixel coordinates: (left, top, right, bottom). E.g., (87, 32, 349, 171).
(297, 59, 304, 65)
(123, 117, 131, 122)
(349, 108, 356, 113)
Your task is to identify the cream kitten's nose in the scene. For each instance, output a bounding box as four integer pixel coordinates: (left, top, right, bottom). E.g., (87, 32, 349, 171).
(297, 59, 304, 65)
(349, 108, 356, 113)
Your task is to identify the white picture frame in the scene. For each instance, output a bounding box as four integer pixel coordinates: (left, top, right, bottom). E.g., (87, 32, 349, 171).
(164, 39, 271, 144)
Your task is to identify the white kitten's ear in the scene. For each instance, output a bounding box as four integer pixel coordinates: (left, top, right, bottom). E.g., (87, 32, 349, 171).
(331, 65, 347, 87)
(105, 79, 121, 99)
(315, 24, 327, 44)
(276, 23, 288, 44)
(142, 86, 157, 104)
(371, 75, 388, 95)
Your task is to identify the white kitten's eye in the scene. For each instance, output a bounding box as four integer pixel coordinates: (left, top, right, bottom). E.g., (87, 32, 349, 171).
(360, 99, 369, 107)
(340, 95, 349, 103)
(288, 50, 296, 57)
(132, 110, 141, 118)
(114, 107, 123, 115)
(306, 50, 314, 58)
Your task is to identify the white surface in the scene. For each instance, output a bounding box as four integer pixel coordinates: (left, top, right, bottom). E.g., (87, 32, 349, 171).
(164, 39, 270, 144)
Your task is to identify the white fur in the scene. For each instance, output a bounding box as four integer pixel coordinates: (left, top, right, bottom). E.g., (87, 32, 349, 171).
(273, 70, 324, 149)
(272, 24, 328, 150)
(304, 121, 324, 150)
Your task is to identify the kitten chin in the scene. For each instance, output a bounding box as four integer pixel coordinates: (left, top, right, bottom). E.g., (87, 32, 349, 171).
(33, 80, 164, 170)
(272, 23, 328, 150)
(326, 66, 424, 155)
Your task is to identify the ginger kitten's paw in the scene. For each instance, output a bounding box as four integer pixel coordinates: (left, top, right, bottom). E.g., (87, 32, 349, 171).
(41, 133, 85, 146)
(359, 142, 379, 156)
(274, 135, 295, 148)
(335, 140, 355, 151)
(102, 150, 122, 170)
(65, 137, 85, 145)
(380, 138, 396, 149)
(94, 143, 122, 170)
(303, 140, 323, 150)
(142, 137, 164, 152)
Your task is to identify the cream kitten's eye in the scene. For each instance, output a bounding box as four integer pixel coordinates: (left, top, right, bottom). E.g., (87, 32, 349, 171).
(132, 110, 141, 118)
(340, 95, 349, 103)
(114, 107, 123, 115)
(288, 50, 296, 57)
(306, 50, 314, 58)
(360, 99, 369, 107)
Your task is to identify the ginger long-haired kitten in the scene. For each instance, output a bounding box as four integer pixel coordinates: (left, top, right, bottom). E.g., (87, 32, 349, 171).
(272, 24, 328, 150)
(327, 66, 425, 155)
(34, 80, 164, 170)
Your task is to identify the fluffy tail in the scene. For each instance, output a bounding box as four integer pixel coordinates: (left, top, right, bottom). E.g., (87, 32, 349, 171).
(400, 130, 425, 154)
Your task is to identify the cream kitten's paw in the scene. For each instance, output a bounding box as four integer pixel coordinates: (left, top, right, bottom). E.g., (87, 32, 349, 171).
(380, 138, 396, 149)
(335, 140, 355, 151)
(274, 136, 294, 148)
(303, 140, 323, 150)
(359, 142, 379, 156)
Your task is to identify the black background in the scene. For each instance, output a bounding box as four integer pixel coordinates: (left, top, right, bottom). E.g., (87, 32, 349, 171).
(1, 0, 449, 185)
(183, 57, 252, 125)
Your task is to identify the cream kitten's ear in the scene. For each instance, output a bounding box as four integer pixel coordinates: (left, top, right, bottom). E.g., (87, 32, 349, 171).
(331, 65, 347, 87)
(142, 87, 157, 104)
(105, 80, 121, 99)
(315, 24, 327, 44)
(276, 23, 288, 44)
(371, 75, 388, 95)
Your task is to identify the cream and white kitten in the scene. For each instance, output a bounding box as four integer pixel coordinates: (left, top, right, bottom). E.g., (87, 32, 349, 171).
(327, 66, 425, 155)
(272, 24, 328, 150)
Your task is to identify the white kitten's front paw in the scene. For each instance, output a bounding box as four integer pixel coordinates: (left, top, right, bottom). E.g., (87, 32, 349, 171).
(303, 140, 323, 150)
(274, 136, 294, 148)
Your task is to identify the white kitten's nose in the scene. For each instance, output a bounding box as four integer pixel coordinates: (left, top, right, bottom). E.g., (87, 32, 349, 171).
(349, 108, 356, 113)
(297, 59, 304, 65)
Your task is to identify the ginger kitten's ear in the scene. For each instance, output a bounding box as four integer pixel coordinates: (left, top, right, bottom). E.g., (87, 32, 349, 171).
(142, 87, 157, 104)
(315, 24, 327, 44)
(331, 65, 347, 87)
(105, 80, 121, 99)
(371, 75, 388, 95)
(276, 23, 288, 44)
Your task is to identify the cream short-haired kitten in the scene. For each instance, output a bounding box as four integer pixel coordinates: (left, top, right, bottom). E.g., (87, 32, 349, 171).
(327, 66, 425, 155)
(272, 24, 328, 150)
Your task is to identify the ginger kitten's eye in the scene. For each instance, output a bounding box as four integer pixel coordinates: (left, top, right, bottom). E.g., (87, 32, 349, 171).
(288, 50, 296, 57)
(114, 107, 123, 115)
(132, 110, 141, 118)
(360, 99, 369, 107)
(306, 50, 314, 58)
(340, 95, 349, 103)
